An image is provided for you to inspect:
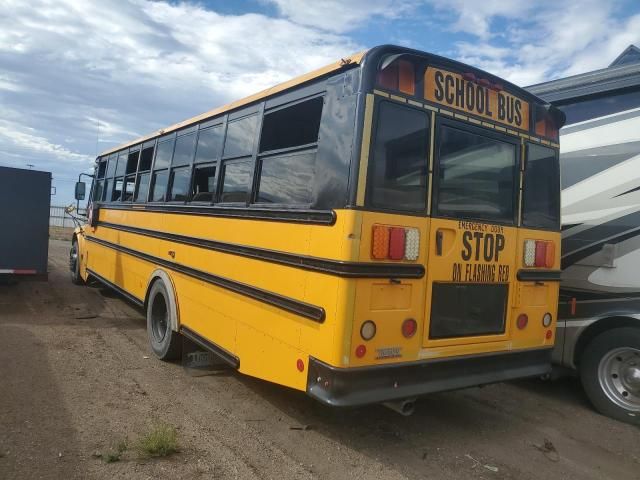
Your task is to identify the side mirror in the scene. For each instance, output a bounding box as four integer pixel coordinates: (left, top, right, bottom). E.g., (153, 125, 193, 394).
(74, 181, 86, 201)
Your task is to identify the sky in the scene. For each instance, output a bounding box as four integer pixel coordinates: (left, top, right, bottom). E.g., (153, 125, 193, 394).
(1, 0, 639, 204)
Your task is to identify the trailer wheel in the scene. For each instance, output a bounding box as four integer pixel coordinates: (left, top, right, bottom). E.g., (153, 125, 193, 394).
(146, 280, 182, 361)
(70, 239, 84, 285)
(580, 327, 640, 425)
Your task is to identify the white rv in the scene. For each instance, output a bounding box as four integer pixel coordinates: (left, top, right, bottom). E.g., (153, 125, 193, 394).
(528, 45, 640, 424)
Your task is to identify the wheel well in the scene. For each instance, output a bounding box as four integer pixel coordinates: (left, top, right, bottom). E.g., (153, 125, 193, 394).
(143, 270, 180, 332)
(574, 316, 640, 366)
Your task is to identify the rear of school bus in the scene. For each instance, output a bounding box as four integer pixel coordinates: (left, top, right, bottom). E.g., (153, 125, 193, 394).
(307, 46, 565, 408)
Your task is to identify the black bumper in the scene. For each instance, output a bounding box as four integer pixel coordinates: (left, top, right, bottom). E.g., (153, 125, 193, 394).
(307, 348, 552, 407)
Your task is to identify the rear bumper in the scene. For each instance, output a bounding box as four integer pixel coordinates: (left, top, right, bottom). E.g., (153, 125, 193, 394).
(307, 348, 552, 407)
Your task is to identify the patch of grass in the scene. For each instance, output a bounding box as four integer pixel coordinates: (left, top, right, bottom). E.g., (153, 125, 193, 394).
(99, 439, 128, 463)
(136, 424, 179, 458)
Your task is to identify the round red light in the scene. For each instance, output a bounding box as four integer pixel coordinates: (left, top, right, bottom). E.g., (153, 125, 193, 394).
(516, 314, 528, 330)
(296, 359, 304, 372)
(546, 330, 553, 340)
(355, 344, 366, 358)
(402, 318, 417, 338)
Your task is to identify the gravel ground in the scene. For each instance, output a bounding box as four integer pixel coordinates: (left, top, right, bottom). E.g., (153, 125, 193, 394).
(1, 240, 639, 480)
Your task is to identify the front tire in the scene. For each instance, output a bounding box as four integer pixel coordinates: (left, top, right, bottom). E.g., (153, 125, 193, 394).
(146, 280, 182, 361)
(580, 327, 640, 425)
(70, 239, 84, 285)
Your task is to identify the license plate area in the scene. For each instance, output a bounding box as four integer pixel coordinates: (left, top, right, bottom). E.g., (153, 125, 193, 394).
(429, 283, 507, 339)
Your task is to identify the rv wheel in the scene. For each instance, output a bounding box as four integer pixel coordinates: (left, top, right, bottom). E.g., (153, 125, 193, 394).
(580, 327, 640, 425)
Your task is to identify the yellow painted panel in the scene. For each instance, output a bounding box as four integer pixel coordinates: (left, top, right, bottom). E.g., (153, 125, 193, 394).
(424, 67, 529, 130)
(370, 284, 412, 310)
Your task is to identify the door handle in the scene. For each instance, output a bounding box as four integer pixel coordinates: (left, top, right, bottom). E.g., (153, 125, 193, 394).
(436, 230, 443, 256)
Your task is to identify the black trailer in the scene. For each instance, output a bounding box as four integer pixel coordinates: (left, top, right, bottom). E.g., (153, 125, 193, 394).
(0, 166, 51, 280)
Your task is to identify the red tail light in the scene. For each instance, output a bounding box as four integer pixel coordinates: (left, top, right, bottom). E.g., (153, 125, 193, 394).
(388, 227, 406, 260)
(371, 225, 420, 261)
(534, 241, 547, 267)
(516, 314, 528, 330)
(355, 344, 367, 358)
(402, 318, 417, 338)
(524, 239, 555, 268)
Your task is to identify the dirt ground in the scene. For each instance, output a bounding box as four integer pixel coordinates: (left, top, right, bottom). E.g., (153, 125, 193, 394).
(1, 240, 639, 480)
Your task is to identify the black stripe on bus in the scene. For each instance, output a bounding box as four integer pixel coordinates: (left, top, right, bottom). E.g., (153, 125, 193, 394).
(85, 235, 326, 323)
(86, 268, 145, 308)
(181, 326, 240, 369)
(516, 269, 562, 282)
(97, 221, 425, 279)
(98, 203, 336, 225)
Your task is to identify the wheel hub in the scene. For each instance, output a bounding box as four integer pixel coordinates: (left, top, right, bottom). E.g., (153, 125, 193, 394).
(598, 347, 640, 411)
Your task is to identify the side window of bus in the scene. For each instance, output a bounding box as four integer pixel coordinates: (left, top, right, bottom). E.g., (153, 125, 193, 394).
(93, 180, 104, 204)
(191, 124, 223, 202)
(219, 114, 258, 203)
(94, 157, 107, 202)
(122, 149, 139, 202)
(369, 101, 429, 212)
(149, 135, 175, 202)
(167, 131, 196, 202)
(255, 97, 323, 205)
(134, 141, 155, 203)
(111, 151, 128, 201)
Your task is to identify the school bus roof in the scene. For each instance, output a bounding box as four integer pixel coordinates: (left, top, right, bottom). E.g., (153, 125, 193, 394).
(100, 51, 367, 157)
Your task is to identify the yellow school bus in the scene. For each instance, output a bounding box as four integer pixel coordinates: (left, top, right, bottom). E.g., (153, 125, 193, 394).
(71, 45, 565, 413)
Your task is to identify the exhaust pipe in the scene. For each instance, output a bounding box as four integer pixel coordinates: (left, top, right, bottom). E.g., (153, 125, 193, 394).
(383, 397, 416, 416)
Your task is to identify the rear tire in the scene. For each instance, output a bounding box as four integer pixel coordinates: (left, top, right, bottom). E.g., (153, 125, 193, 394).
(146, 280, 182, 361)
(70, 239, 84, 285)
(580, 327, 640, 425)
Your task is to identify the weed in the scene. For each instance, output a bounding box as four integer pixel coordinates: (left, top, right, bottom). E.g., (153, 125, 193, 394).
(136, 424, 179, 458)
(99, 439, 128, 463)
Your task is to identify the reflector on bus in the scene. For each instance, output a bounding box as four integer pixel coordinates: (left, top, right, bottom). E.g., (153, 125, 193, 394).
(376, 56, 416, 96)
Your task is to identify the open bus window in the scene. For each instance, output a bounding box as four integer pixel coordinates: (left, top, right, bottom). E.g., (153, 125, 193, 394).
(134, 173, 150, 203)
(256, 151, 314, 204)
(139, 142, 155, 171)
(220, 160, 251, 203)
(97, 160, 107, 178)
(369, 102, 429, 212)
(522, 144, 560, 230)
(126, 150, 139, 175)
(167, 167, 190, 202)
(191, 164, 217, 202)
(150, 171, 169, 202)
(435, 126, 516, 223)
(260, 97, 323, 153)
(111, 178, 123, 201)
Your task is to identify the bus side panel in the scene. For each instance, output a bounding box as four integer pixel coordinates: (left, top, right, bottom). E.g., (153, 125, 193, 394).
(89, 208, 361, 391)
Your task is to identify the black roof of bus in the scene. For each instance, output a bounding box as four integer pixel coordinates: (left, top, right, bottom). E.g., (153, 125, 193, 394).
(101, 44, 564, 157)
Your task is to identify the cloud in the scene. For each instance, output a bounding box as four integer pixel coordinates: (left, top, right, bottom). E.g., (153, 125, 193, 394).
(0, 0, 359, 203)
(267, 0, 418, 33)
(440, 0, 640, 85)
